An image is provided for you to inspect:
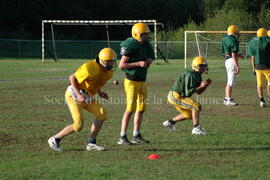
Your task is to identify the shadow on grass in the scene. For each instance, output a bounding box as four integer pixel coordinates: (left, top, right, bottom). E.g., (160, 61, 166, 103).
(64, 148, 85, 151)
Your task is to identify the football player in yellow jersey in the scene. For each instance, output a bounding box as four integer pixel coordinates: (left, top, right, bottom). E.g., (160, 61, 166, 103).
(48, 48, 117, 151)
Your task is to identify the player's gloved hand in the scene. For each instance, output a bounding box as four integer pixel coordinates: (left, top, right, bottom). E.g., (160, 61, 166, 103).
(77, 94, 85, 103)
(253, 71, 256, 76)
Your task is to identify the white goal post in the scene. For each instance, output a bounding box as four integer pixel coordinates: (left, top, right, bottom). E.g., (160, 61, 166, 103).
(41, 20, 164, 62)
(184, 30, 257, 68)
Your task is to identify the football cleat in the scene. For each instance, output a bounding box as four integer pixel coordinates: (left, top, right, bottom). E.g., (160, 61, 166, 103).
(117, 135, 132, 145)
(131, 134, 150, 144)
(224, 99, 238, 106)
(260, 101, 266, 107)
(162, 120, 176, 132)
(86, 143, 106, 151)
(48, 136, 62, 152)
(192, 125, 208, 135)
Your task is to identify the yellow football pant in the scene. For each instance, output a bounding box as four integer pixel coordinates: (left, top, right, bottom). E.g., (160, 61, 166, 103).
(168, 91, 201, 119)
(65, 90, 107, 132)
(255, 69, 270, 88)
(124, 78, 147, 112)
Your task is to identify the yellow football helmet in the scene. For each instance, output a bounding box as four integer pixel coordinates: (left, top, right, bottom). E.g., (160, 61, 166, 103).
(131, 23, 150, 41)
(98, 48, 117, 70)
(257, 28, 267, 37)
(227, 25, 239, 36)
(267, 30, 270, 37)
(192, 56, 207, 72)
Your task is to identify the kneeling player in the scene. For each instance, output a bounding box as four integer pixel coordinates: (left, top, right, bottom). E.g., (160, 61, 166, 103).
(48, 48, 117, 151)
(163, 56, 211, 135)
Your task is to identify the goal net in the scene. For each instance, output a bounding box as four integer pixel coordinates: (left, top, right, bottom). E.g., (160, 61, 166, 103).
(41, 20, 164, 62)
(184, 31, 256, 68)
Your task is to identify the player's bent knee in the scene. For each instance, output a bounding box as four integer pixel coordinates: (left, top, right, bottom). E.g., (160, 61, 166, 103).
(73, 123, 84, 132)
(96, 114, 107, 121)
(184, 114, 192, 119)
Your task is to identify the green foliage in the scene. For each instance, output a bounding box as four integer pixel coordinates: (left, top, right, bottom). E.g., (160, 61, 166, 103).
(257, 5, 270, 28)
(200, 0, 226, 18)
(203, 9, 256, 31)
(164, 0, 270, 41)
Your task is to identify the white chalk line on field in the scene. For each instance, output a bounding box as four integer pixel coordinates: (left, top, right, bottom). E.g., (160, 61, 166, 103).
(0, 77, 67, 82)
(0, 72, 178, 82)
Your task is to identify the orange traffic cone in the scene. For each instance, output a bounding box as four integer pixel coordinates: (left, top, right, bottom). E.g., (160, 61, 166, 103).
(147, 154, 160, 159)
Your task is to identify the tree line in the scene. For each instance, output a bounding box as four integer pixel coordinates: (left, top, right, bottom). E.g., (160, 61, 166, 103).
(165, 0, 270, 40)
(0, 0, 269, 40)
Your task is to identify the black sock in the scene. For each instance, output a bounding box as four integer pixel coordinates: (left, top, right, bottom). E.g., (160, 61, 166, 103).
(168, 119, 175, 124)
(193, 124, 199, 127)
(55, 138, 61, 143)
(87, 137, 96, 144)
(260, 98, 265, 102)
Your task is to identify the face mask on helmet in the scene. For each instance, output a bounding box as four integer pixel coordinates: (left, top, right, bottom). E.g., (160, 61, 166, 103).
(100, 60, 116, 71)
(227, 25, 239, 37)
(192, 56, 208, 73)
(132, 23, 150, 42)
(98, 48, 117, 71)
(139, 32, 150, 42)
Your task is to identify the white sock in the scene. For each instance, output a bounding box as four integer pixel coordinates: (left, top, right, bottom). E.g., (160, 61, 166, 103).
(54, 134, 60, 139)
(133, 131, 140, 136)
(120, 132, 126, 137)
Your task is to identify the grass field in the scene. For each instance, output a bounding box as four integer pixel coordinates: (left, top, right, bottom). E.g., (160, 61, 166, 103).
(1, 58, 270, 180)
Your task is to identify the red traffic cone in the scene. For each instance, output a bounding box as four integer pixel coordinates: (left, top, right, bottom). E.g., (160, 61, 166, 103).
(147, 154, 160, 160)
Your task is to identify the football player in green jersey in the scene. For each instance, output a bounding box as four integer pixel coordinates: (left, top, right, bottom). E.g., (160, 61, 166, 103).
(163, 56, 211, 135)
(117, 23, 155, 145)
(248, 28, 270, 107)
(221, 25, 242, 106)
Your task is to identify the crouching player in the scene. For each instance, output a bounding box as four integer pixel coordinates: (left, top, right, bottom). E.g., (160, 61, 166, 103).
(48, 48, 117, 151)
(163, 56, 211, 135)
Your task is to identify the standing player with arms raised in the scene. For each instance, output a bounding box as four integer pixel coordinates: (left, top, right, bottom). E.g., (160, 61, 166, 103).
(248, 28, 270, 107)
(48, 48, 117, 151)
(221, 25, 242, 106)
(163, 56, 211, 134)
(117, 23, 155, 145)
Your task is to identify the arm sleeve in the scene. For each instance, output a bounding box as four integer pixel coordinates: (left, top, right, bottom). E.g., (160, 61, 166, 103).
(221, 40, 226, 54)
(74, 63, 92, 84)
(247, 40, 254, 56)
(146, 41, 155, 59)
(120, 47, 132, 57)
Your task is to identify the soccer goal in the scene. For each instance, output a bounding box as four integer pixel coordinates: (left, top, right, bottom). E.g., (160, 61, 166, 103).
(41, 20, 164, 62)
(184, 30, 256, 68)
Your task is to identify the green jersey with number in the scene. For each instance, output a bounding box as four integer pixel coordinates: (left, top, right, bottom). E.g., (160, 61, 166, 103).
(248, 36, 270, 66)
(221, 35, 239, 56)
(171, 70, 202, 97)
(120, 37, 155, 81)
